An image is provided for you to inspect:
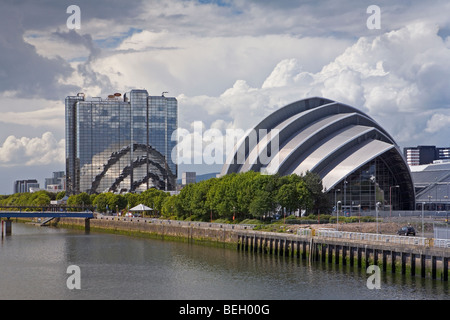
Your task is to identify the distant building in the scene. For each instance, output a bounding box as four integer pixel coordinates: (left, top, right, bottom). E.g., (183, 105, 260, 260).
(404, 145, 450, 166)
(409, 161, 450, 210)
(13, 179, 40, 194)
(45, 171, 65, 191)
(65, 90, 177, 195)
(182, 172, 196, 185)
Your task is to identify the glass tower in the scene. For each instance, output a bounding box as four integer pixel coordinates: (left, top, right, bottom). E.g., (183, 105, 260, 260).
(65, 90, 177, 195)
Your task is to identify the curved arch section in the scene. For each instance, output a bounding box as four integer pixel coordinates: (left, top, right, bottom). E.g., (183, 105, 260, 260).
(290, 125, 377, 175)
(265, 111, 393, 176)
(238, 102, 363, 174)
(89, 143, 175, 194)
(320, 139, 394, 191)
(220, 97, 333, 176)
(264, 112, 359, 175)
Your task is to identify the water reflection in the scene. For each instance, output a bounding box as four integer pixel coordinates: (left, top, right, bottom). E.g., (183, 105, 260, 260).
(0, 223, 448, 300)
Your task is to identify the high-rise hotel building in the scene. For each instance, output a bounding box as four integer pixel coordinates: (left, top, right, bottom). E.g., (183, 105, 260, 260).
(65, 90, 177, 195)
(403, 145, 450, 166)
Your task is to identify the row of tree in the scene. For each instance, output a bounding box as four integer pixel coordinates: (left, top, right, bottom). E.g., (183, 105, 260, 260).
(0, 190, 65, 207)
(172, 171, 331, 221)
(0, 171, 332, 222)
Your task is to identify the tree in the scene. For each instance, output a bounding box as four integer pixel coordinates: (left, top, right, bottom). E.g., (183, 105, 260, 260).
(189, 179, 216, 220)
(93, 193, 108, 213)
(124, 193, 140, 210)
(207, 175, 234, 220)
(235, 171, 259, 218)
(106, 193, 127, 213)
(153, 191, 169, 215)
(248, 190, 272, 219)
(276, 183, 298, 214)
(139, 188, 164, 212)
(161, 195, 177, 217)
(303, 171, 332, 214)
(176, 183, 194, 219)
(56, 191, 66, 200)
(68, 192, 91, 209)
(32, 192, 51, 207)
(296, 179, 312, 212)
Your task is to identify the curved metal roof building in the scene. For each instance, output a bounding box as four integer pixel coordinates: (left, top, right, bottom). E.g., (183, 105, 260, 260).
(221, 97, 415, 211)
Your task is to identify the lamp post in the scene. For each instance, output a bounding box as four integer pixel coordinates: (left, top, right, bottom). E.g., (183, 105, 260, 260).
(422, 202, 425, 237)
(428, 195, 432, 214)
(376, 202, 380, 235)
(337, 201, 341, 231)
(334, 188, 340, 216)
(344, 180, 348, 216)
(370, 175, 377, 224)
(390, 185, 399, 219)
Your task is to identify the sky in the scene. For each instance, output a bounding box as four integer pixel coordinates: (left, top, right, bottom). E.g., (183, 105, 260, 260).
(1, 0, 450, 194)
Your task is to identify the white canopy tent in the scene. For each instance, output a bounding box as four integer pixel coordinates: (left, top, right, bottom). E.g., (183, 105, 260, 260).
(129, 204, 153, 211)
(128, 204, 153, 217)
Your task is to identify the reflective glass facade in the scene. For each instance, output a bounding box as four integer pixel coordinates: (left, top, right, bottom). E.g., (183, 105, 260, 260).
(65, 90, 177, 195)
(331, 158, 404, 213)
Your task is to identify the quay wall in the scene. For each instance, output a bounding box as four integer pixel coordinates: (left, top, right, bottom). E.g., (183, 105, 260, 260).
(58, 217, 449, 280)
(59, 217, 240, 246)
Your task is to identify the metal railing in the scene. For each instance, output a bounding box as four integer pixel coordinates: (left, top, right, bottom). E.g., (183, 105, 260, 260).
(434, 238, 450, 248)
(99, 215, 255, 230)
(314, 229, 428, 245)
(312, 228, 450, 248)
(297, 228, 312, 236)
(148, 218, 256, 230)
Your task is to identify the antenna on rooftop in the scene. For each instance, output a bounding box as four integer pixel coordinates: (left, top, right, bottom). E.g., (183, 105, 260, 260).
(162, 91, 168, 97)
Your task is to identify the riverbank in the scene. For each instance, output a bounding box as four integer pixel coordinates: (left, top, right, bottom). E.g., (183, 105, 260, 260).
(56, 216, 437, 242)
(57, 216, 241, 249)
(21, 215, 450, 280)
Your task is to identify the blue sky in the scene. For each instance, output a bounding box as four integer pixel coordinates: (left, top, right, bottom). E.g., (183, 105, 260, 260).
(0, 0, 450, 194)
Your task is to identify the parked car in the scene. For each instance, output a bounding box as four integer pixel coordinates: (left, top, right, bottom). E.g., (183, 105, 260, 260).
(397, 226, 416, 236)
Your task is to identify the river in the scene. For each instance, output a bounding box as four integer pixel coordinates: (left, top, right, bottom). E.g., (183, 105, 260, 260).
(0, 222, 447, 300)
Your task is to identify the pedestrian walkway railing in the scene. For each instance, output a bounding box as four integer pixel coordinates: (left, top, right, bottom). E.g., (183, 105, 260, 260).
(99, 215, 255, 230)
(297, 228, 312, 236)
(315, 229, 427, 246)
(434, 238, 450, 248)
(311, 228, 450, 248)
(147, 218, 256, 230)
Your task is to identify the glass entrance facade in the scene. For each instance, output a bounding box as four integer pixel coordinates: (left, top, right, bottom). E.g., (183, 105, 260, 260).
(330, 155, 413, 214)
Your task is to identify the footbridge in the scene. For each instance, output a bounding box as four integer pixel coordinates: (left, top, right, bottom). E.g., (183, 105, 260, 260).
(0, 205, 94, 236)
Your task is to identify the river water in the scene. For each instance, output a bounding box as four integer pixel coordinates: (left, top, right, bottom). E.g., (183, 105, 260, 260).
(0, 222, 448, 300)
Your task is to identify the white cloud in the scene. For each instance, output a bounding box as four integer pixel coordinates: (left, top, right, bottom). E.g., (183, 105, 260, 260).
(176, 22, 450, 149)
(0, 103, 64, 129)
(89, 30, 351, 97)
(3, 0, 450, 178)
(0, 132, 64, 166)
(426, 113, 450, 134)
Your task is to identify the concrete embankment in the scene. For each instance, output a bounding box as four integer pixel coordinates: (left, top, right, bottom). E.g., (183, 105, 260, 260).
(59, 216, 242, 247)
(58, 216, 449, 280)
